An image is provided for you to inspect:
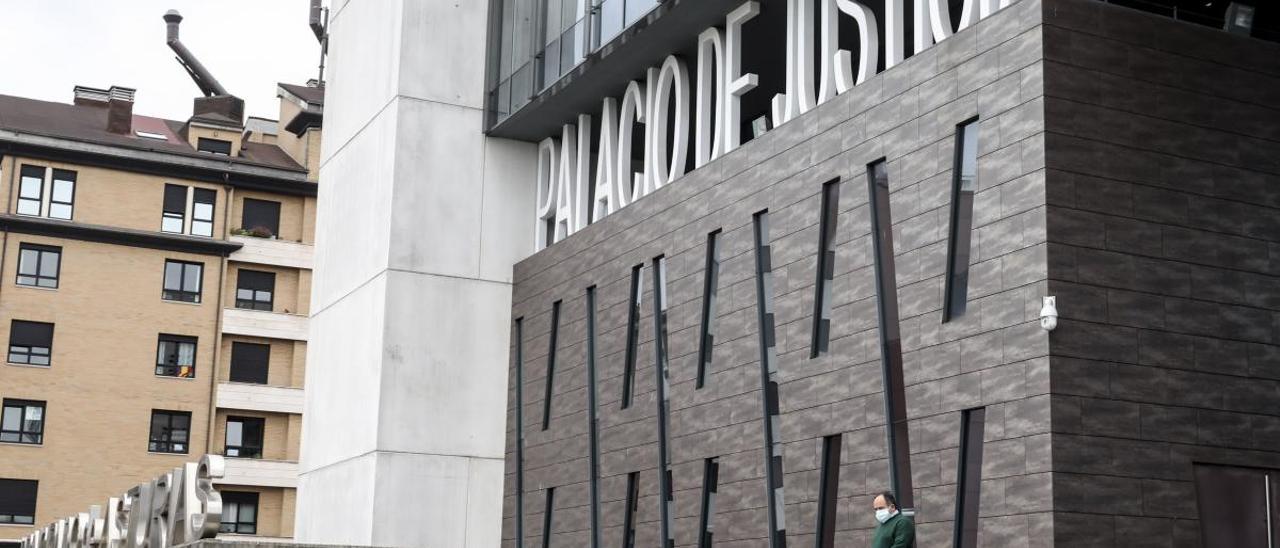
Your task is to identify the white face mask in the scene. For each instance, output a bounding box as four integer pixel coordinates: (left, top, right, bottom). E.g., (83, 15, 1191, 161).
(875, 508, 895, 524)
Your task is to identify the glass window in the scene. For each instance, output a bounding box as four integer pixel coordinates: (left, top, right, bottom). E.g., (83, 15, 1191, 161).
(197, 138, 232, 155)
(954, 407, 987, 548)
(0, 478, 38, 525)
(155, 335, 197, 378)
(7, 320, 53, 366)
(17, 165, 43, 217)
(240, 198, 282, 237)
(48, 170, 76, 220)
(16, 244, 60, 289)
(224, 416, 264, 458)
(162, 184, 187, 234)
(1194, 464, 1279, 547)
(162, 260, 203, 303)
(621, 264, 643, 409)
(229, 342, 270, 384)
(0, 400, 44, 445)
(697, 231, 721, 389)
(191, 189, 216, 237)
(811, 180, 841, 358)
(235, 270, 275, 311)
(944, 119, 980, 322)
(219, 491, 259, 534)
(148, 410, 190, 454)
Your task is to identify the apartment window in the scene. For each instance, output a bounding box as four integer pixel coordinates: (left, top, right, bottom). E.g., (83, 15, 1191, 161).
(697, 230, 721, 389)
(1194, 464, 1280, 547)
(953, 408, 986, 548)
(191, 188, 216, 237)
(621, 471, 639, 548)
(8, 321, 53, 366)
(0, 479, 37, 525)
(229, 342, 270, 384)
(0, 400, 45, 445)
(197, 138, 232, 156)
(811, 179, 841, 358)
(943, 119, 980, 322)
(225, 416, 265, 458)
(162, 260, 204, 303)
(156, 335, 197, 378)
(16, 166, 43, 216)
(148, 410, 191, 453)
(162, 184, 187, 233)
(698, 458, 720, 548)
(219, 491, 259, 534)
(241, 198, 281, 237)
(48, 170, 76, 220)
(16, 244, 60, 289)
(621, 264, 643, 409)
(542, 301, 561, 431)
(235, 270, 275, 311)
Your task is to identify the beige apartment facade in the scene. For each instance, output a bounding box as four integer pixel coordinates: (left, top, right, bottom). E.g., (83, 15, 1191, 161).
(0, 81, 322, 543)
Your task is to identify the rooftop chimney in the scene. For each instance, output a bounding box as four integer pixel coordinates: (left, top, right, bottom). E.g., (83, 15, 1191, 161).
(163, 9, 244, 125)
(73, 85, 136, 134)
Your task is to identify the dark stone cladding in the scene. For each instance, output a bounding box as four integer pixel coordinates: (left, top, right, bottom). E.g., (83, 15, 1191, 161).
(1040, 0, 1280, 546)
(506, 0, 1049, 545)
(503, 0, 1278, 546)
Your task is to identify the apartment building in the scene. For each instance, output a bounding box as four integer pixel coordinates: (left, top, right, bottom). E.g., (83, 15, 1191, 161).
(0, 76, 323, 544)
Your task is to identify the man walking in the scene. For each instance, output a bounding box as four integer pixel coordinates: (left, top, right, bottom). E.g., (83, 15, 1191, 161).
(872, 491, 915, 548)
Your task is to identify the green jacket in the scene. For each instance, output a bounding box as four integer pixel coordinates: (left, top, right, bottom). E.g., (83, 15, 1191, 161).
(871, 512, 915, 548)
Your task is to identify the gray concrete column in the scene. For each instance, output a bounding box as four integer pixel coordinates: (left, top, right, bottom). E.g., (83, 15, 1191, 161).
(296, 1, 535, 546)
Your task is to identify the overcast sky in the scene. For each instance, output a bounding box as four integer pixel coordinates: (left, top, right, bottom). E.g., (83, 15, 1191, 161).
(0, 1, 323, 122)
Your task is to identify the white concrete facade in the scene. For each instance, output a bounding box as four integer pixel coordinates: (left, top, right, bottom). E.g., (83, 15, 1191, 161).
(218, 458, 302, 488)
(295, 0, 536, 546)
(216, 382, 306, 414)
(222, 308, 310, 341)
(229, 236, 315, 270)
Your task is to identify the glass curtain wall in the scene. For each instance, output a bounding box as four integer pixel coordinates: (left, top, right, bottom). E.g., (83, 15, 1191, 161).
(488, 0, 661, 125)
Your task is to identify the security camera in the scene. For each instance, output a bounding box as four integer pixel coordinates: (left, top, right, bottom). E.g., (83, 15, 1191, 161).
(1040, 296, 1058, 332)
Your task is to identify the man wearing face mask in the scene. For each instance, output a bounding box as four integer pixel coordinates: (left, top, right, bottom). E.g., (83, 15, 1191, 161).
(871, 491, 914, 548)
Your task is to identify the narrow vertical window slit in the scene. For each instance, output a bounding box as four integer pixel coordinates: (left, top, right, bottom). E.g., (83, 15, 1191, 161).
(815, 434, 842, 548)
(953, 407, 986, 548)
(867, 160, 915, 510)
(621, 265, 643, 409)
(811, 179, 841, 358)
(697, 230, 722, 389)
(514, 318, 526, 548)
(944, 118, 980, 322)
(699, 457, 720, 548)
(541, 487, 555, 548)
(621, 471, 640, 548)
(542, 301, 561, 431)
(752, 210, 788, 548)
(652, 256, 674, 548)
(585, 287, 602, 548)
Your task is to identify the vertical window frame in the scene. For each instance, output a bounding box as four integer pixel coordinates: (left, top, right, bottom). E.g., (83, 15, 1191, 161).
(698, 457, 720, 548)
(16, 165, 45, 217)
(585, 287, 602, 548)
(867, 159, 915, 510)
(652, 255, 674, 548)
(621, 264, 643, 409)
(953, 407, 987, 548)
(621, 471, 640, 548)
(541, 487, 556, 548)
(943, 118, 981, 322)
(47, 169, 76, 220)
(696, 230, 721, 389)
(815, 434, 842, 548)
(811, 179, 841, 358)
(752, 210, 788, 548)
(542, 300, 561, 431)
(514, 317, 527, 548)
(16, 244, 61, 289)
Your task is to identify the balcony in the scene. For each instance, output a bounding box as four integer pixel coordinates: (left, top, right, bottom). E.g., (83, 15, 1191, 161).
(222, 308, 309, 341)
(216, 458, 299, 489)
(216, 382, 304, 415)
(229, 235, 313, 270)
